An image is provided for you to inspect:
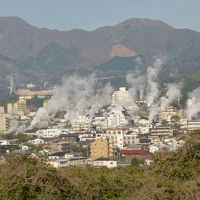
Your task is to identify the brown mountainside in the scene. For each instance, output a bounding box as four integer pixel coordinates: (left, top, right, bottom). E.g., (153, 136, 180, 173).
(1, 17, 200, 85)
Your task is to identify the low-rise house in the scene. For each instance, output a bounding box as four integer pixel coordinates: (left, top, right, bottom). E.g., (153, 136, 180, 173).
(139, 138, 151, 145)
(11, 150, 30, 155)
(120, 146, 152, 160)
(47, 157, 88, 168)
(59, 133, 79, 143)
(29, 138, 53, 145)
(92, 157, 117, 168)
(0, 140, 10, 146)
(21, 144, 32, 151)
(36, 129, 64, 138)
(44, 141, 72, 154)
(31, 138, 45, 145)
(48, 152, 66, 160)
(28, 152, 45, 161)
(149, 145, 159, 154)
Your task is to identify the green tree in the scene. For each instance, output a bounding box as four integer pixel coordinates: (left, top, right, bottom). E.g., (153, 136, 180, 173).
(131, 158, 144, 167)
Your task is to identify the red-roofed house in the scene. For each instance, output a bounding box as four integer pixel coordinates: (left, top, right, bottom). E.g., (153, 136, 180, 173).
(120, 148, 152, 160)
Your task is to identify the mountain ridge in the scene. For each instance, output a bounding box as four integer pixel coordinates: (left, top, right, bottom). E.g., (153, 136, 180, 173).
(1, 17, 200, 86)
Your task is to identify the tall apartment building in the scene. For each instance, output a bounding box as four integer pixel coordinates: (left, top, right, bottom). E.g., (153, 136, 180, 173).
(0, 114, 9, 134)
(16, 98, 28, 116)
(90, 139, 114, 160)
(7, 103, 14, 114)
(7, 98, 28, 116)
(0, 106, 5, 114)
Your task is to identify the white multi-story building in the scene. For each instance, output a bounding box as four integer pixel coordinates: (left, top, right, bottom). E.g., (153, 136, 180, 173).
(96, 128, 138, 148)
(36, 128, 64, 138)
(187, 120, 200, 131)
(158, 106, 178, 122)
(107, 106, 128, 127)
(72, 116, 91, 132)
(104, 128, 129, 149)
(112, 87, 135, 107)
(138, 124, 152, 134)
(123, 131, 139, 146)
(92, 116, 108, 130)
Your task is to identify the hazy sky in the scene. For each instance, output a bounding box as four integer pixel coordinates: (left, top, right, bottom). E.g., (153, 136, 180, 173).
(0, 0, 200, 31)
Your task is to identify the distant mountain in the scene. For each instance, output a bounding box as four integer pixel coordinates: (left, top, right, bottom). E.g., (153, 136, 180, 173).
(1, 17, 200, 85)
(96, 56, 147, 72)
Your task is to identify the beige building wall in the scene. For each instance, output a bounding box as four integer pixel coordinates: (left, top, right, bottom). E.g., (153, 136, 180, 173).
(90, 139, 114, 160)
(43, 101, 48, 110)
(7, 103, 13, 114)
(16, 98, 28, 116)
(0, 106, 5, 114)
(0, 114, 8, 134)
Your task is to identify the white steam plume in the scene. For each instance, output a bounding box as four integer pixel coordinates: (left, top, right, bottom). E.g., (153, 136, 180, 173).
(187, 86, 200, 120)
(9, 74, 14, 96)
(148, 83, 181, 122)
(126, 71, 146, 101)
(29, 74, 113, 129)
(187, 102, 200, 120)
(146, 58, 162, 107)
(160, 83, 181, 111)
(188, 87, 200, 99)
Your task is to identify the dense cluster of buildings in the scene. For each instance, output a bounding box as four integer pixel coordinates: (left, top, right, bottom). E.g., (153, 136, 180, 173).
(0, 86, 200, 168)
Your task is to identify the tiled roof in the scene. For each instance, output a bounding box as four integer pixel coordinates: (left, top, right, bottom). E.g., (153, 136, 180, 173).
(120, 149, 149, 154)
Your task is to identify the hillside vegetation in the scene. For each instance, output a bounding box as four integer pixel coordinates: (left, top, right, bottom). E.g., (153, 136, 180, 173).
(0, 130, 200, 200)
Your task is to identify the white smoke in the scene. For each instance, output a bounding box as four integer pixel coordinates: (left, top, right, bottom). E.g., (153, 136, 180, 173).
(187, 102, 200, 120)
(29, 74, 113, 129)
(127, 58, 163, 105)
(44, 82, 48, 89)
(126, 71, 146, 101)
(187, 87, 200, 120)
(7, 118, 26, 135)
(148, 83, 182, 122)
(160, 83, 181, 111)
(188, 87, 200, 98)
(126, 58, 182, 122)
(146, 58, 162, 107)
(9, 74, 14, 96)
(148, 104, 161, 122)
(29, 107, 50, 129)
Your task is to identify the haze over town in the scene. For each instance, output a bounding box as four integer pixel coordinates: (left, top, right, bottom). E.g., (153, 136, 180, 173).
(0, 1, 200, 199)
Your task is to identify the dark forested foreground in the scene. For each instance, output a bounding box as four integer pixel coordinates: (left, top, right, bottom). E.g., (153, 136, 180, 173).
(0, 131, 200, 200)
